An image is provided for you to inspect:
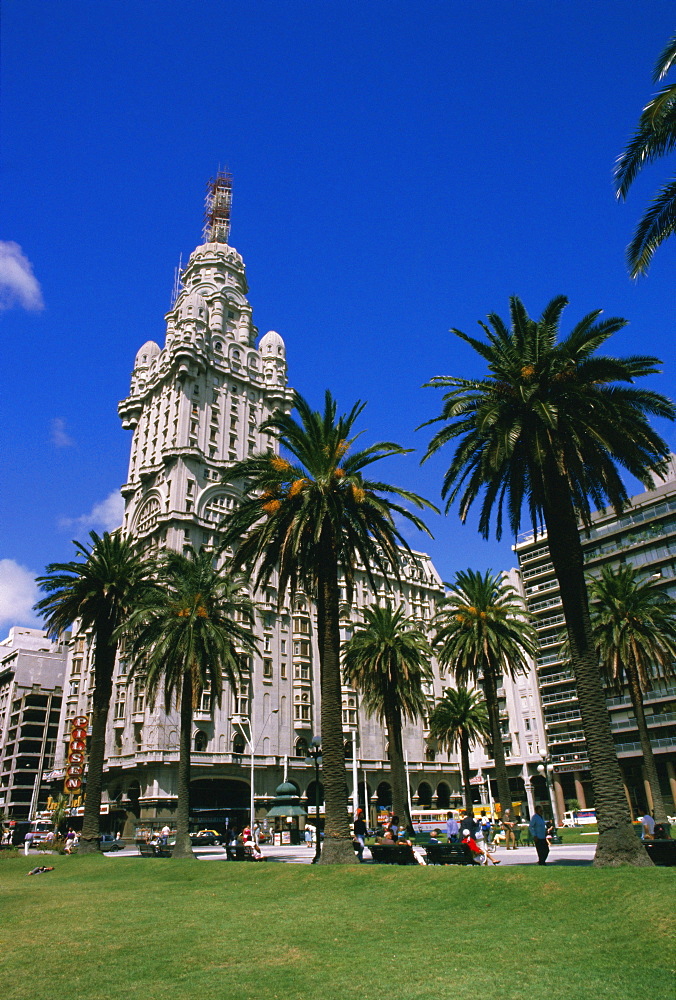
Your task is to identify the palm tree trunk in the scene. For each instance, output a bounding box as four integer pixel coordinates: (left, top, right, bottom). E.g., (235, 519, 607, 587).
(171, 670, 195, 859)
(316, 530, 357, 864)
(482, 666, 512, 821)
(384, 695, 412, 835)
(543, 478, 650, 866)
(625, 661, 668, 823)
(79, 622, 116, 854)
(460, 732, 473, 813)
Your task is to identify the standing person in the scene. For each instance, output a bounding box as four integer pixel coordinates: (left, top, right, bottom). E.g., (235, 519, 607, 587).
(502, 809, 516, 850)
(529, 806, 549, 865)
(463, 810, 478, 839)
(24, 830, 33, 856)
(353, 808, 367, 863)
(445, 812, 459, 843)
(641, 810, 656, 840)
(253, 821, 262, 848)
(160, 824, 171, 846)
(480, 812, 492, 844)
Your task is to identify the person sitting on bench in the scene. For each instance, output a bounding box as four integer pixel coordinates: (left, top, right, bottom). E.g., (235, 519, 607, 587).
(461, 829, 501, 865)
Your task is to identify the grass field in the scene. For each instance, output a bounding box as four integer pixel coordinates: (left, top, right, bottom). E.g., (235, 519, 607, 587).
(2, 854, 673, 1000)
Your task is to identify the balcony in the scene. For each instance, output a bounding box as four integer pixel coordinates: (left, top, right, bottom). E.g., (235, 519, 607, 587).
(610, 712, 676, 732)
(539, 670, 574, 687)
(545, 709, 582, 725)
(551, 751, 589, 765)
(540, 689, 578, 706)
(548, 730, 585, 745)
(615, 737, 676, 755)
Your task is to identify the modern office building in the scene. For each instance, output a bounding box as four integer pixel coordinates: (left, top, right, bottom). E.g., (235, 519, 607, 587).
(0, 627, 68, 823)
(514, 462, 676, 819)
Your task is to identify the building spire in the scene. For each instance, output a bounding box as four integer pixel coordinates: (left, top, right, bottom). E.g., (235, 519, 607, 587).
(203, 170, 233, 244)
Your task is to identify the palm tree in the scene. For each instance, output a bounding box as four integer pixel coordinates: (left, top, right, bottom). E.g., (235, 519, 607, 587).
(120, 549, 256, 858)
(432, 570, 536, 818)
(615, 31, 676, 276)
(587, 564, 676, 824)
(429, 686, 490, 813)
(34, 531, 158, 854)
(421, 295, 674, 865)
(342, 603, 433, 835)
(219, 390, 436, 863)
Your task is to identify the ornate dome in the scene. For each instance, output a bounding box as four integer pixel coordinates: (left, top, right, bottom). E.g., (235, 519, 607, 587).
(259, 329, 286, 357)
(177, 289, 208, 323)
(134, 340, 161, 370)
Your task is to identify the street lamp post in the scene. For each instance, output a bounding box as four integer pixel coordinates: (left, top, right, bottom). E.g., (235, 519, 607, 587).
(305, 736, 322, 864)
(231, 709, 278, 837)
(537, 752, 559, 827)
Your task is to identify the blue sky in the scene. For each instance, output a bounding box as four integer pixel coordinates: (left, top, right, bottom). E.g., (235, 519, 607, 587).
(2, 1, 676, 628)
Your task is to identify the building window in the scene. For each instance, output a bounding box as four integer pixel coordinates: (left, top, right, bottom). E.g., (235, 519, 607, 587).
(194, 730, 208, 751)
(294, 662, 310, 680)
(232, 733, 246, 755)
(281, 662, 287, 680)
(263, 658, 273, 679)
(295, 737, 308, 757)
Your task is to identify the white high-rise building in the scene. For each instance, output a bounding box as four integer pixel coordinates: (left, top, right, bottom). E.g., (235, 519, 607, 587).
(51, 176, 545, 837)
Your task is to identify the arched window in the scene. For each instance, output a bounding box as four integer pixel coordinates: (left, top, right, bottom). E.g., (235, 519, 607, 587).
(135, 497, 160, 535)
(344, 740, 353, 760)
(194, 730, 208, 751)
(425, 745, 436, 762)
(295, 737, 308, 758)
(232, 733, 246, 755)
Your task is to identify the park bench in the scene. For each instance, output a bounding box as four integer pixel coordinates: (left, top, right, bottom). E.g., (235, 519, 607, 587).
(370, 843, 418, 865)
(225, 843, 256, 861)
(425, 842, 476, 866)
(136, 840, 171, 858)
(644, 839, 676, 866)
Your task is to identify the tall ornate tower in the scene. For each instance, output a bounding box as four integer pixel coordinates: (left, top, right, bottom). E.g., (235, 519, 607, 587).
(118, 173, 293, 557)
(54, 177, 454, 839)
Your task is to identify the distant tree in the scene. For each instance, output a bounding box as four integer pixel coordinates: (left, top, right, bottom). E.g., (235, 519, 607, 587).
(35, 531, 157, 854)
(421, 295, 674, 865)
(587, 564, 676, 823)
(120, 550, 256, 858)
(615, 31, 676, 276)
(219, 390, 436, 863)
(429, 686, 490, 813)
(343, 603, 433, 834)
(432, 570, 537, 817)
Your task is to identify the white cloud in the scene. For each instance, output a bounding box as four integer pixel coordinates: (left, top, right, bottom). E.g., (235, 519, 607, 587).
(50, 417, 75, 449)
(0, 560, 40, 630)
(0, 241, 44, 312)
(59, 490, 124, 534)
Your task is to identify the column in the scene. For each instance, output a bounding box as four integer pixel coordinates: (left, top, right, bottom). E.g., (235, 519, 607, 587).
(573, 771, 587, 808)
(553, 773, 565, 823)
(523, 765, 535, 818)
(642, 766, 654, 812)
(666, 761, 676, 811)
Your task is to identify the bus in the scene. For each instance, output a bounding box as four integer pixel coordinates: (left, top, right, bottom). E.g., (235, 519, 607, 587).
(410, 809, 462, 834)
(562, 808, 596, 827)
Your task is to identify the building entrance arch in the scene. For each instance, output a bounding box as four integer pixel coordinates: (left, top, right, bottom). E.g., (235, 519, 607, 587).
(189, 777, 250, 832)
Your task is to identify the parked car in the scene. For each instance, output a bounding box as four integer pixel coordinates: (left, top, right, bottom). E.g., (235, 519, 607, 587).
(99, 834, 124, 852)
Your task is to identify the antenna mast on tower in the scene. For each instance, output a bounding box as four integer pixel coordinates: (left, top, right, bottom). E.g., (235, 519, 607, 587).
(203, 170, 233, 244)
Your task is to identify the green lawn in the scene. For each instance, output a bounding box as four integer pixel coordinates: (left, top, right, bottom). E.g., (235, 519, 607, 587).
(2, 854, 673, 1000)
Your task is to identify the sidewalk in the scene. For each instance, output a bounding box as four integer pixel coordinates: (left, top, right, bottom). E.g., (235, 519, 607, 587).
(105, 840, 596, 865)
